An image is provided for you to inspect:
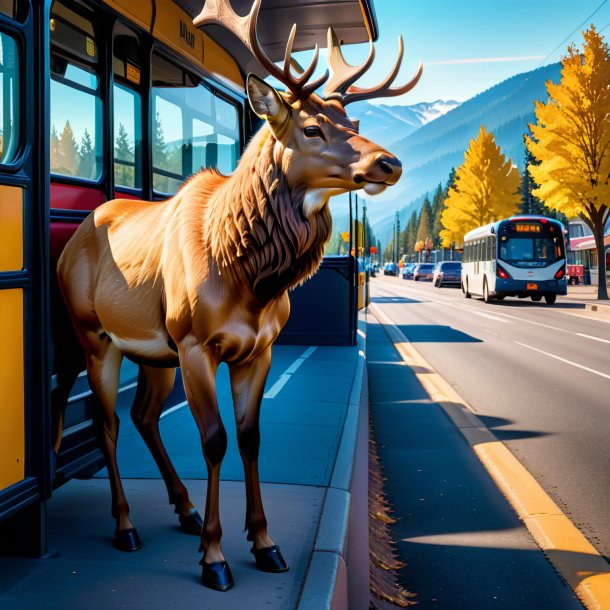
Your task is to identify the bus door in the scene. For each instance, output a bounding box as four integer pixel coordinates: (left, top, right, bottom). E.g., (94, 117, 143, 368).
(0, 1, 52, 556)
(49, 0, 108, 484)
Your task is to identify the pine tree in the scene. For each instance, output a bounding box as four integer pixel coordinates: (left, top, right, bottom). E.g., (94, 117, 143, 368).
(153, 113, 169, 192)
(440, 126, 520, 247)
(79, 128, 95, 180)
(416, 197, 433, 245)
(526, 26, 610, 299)
(57, 120, 79, 176)
(403, 210, 418, 259)
(50, 125, 60, 173)
(431, 183, 446, 248)
(114, 123, 134, 187)
(445, 167, 457, 194)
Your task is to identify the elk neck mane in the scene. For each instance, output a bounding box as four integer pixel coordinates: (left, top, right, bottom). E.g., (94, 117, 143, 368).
(194, 126, 332, 303)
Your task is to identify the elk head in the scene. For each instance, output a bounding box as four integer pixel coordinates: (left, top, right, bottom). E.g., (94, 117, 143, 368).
(194, 0, 422, 218)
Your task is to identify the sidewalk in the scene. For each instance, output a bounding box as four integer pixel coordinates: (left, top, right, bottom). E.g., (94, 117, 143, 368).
(0, 339, 369, 610)
(562, 284, 610, 317)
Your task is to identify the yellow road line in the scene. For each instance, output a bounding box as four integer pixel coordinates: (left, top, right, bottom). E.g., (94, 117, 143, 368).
(369, 302, 610, 610)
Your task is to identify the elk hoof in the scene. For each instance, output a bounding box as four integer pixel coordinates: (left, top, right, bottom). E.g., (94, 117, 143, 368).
(251, 545, 289, 573)
(200, 558, 234, 592)
(179, 510, 204, 535)
(114, 527, 142, 552)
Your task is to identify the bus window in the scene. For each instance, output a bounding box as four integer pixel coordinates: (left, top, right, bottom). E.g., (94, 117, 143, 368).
(50, 3, 102, 181)
(192, 117, 214, 172)
(113, 84, 141, 189)
(151, 52, 240, 195)
(0, 32, 19, 164)
(152, 96, 184, 193)
(113, 26, 142, 190)
(215, 96, 239, 174)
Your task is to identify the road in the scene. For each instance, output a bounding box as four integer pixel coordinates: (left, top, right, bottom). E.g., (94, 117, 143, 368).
(369, 274, 610, 559)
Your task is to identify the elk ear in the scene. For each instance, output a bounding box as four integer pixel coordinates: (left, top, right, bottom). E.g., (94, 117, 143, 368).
(247, 74, 290, 128)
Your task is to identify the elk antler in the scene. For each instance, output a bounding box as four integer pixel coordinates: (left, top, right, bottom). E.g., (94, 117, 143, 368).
(193, 0, 329, 100)
(323, 27, 423, 105)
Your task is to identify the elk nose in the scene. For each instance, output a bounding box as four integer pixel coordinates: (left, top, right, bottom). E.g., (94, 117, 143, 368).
(377, 156, 402, 185)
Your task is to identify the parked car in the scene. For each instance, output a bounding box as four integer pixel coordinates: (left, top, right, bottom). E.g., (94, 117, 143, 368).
(413, 263, 435, 281)
(433, 261, 462, 287)
(383, 262, 399, 276)
(367, 263, 377, 278)
(401, 263, 416, 280)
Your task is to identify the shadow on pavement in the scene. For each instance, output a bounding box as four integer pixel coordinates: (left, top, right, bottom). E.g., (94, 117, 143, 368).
(398, 324, 483, 343)
(372, 296, 422, 304)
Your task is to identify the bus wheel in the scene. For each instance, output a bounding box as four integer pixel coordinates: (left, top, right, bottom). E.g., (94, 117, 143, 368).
(483, 278, 491, 303)
(531, 295, 542, 302)
(464, 278, 471, 298)
(545, 294, 557, 304)
(497, 295, 505, 301)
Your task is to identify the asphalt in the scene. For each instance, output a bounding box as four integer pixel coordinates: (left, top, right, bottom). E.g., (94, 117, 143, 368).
(367, 314, 585, 609)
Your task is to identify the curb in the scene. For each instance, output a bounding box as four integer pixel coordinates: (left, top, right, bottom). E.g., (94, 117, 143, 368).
(297, 314, 369, 610)
(585, 302, 610, 319)
(369, 302, 610, 610)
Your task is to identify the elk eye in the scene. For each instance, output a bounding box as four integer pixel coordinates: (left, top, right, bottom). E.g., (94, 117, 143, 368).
(304, 125, 322, 138)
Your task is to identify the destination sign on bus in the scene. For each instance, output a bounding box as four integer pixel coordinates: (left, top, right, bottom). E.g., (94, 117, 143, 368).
(514, 223, 541, 233)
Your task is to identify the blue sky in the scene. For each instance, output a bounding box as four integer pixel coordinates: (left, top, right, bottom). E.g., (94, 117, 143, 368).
(328, 0, 610, 104)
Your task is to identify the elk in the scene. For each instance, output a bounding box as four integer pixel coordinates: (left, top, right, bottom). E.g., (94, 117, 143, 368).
(54, 0, 421, 592)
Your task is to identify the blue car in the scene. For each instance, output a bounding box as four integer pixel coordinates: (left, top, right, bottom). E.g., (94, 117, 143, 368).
(401, 263, 415, 280)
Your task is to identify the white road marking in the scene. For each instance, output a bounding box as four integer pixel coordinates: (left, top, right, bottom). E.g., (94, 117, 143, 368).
(263, 346, 318, 399)
(160, 400, 189, 420)
(514, 341, 610, 380)
(67, 380, 138, 404)
(559, 310, 610, 324)
(576, 332, 610, 344)
(379, 281, 610, 343)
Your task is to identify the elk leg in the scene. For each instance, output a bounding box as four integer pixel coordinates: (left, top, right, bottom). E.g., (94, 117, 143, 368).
(229, 347, 289, 573)
(85, 337, 140, 551)
(130, 365, 202, 533)
(178, 344, 228, 566)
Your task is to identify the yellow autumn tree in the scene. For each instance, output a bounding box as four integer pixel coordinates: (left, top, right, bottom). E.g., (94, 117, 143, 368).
(526, 26, 610, 300)
(440, 126, 520, 247)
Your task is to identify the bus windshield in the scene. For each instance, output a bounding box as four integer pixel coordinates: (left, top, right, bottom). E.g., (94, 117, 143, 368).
(499, 234, 565, 268)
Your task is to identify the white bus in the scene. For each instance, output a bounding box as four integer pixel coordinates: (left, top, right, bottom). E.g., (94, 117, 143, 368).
(462, 215, 567, 304)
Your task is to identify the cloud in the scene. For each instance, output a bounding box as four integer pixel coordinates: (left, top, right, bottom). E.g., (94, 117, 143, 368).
(426, 55, 545, 65)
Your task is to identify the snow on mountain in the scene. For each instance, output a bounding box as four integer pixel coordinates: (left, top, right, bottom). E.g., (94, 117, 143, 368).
(349, 99, 461, 149)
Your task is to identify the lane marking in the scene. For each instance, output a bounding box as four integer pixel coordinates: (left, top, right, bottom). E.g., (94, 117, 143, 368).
(263, 346, 318, 399)
(558, 310, 610, 325)
(514, 341, 610, 381)
(369, 301, 610, 610)
(379, 282, 610, 341)
(263, 373, 292, 398)
(67, 380, 138, 404)
(160, 400, 188, 420)
(576, 332, 610, 344)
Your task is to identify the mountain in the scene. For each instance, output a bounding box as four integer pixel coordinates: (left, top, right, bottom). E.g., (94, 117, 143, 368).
(355, 62, 564, 245)
(349, 99, 460, 147)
